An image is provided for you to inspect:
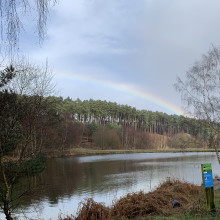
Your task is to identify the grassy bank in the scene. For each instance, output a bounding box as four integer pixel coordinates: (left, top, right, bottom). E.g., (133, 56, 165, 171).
(59, 180, 220, 220)
(46, 147, 217, 157)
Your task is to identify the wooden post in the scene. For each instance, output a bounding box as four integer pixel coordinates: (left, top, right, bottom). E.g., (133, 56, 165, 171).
(201, 163, 215, 212)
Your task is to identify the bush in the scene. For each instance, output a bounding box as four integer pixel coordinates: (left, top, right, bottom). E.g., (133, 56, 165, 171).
(93, 127, 122, 149)
(87, 122, 99, 137)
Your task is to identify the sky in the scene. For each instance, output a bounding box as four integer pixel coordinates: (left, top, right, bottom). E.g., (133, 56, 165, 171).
(20, 0, 220, 115)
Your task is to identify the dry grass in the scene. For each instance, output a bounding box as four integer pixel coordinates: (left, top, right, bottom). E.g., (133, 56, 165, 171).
(61, 180, 204, 220)
(112, 180, 203, 218)
(75, 198, 111, 220)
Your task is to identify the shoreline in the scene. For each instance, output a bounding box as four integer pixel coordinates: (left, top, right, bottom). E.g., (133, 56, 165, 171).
(60, 180, 220, 220)
(45, 147, 217, 158)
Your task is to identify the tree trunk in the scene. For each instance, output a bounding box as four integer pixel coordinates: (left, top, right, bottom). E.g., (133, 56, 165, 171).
(3, 200, 13, 220)
(3, 188, 13, 220)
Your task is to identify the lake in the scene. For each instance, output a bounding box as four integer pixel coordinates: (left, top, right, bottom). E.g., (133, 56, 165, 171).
(1, 152, 219, 219)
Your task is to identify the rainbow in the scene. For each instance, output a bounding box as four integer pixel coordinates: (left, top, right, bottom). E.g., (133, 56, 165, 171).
(55, 71, 184, 115)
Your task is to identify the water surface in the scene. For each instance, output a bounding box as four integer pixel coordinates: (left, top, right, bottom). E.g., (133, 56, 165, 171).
(1, 152, 219, 219)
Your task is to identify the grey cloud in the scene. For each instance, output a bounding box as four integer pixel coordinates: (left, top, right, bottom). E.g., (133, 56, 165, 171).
(26, 0, 220, 114)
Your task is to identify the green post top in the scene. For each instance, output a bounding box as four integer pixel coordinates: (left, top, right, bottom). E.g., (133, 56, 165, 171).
(202, 163, 212, 173)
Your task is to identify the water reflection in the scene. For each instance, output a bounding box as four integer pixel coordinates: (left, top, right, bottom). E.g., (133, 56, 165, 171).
(0, 152, 219, 219)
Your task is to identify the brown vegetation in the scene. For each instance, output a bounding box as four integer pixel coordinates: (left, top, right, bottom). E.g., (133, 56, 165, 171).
(37, 97, 210, 155)
(112, 180, 203, 218)
(75, 199, 111, 220)
(60, 180, 204, 220)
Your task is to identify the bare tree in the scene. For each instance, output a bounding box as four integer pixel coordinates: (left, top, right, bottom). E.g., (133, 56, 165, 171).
(174, 45, 220, 163)
(0, 59, 55, 220)
(0, 0, 57, 51)
(4, 57, 55, 96)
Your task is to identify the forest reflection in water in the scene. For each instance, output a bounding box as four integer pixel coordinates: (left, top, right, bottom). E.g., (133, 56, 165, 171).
(2, 152, 219, 219)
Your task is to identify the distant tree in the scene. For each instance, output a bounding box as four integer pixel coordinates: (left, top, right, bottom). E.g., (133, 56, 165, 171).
(169, 133, 196, 149)
(174, 45, 220, 163)
(93, 126, 121, 149)
(0, 60, 54, 220)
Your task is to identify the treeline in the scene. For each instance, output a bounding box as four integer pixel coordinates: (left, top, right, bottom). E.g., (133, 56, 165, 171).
(36, 96, 211, 152)
(1, 93, 212, 157)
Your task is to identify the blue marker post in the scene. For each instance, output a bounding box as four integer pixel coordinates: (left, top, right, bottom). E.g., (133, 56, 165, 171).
(201, 163, 215, 212)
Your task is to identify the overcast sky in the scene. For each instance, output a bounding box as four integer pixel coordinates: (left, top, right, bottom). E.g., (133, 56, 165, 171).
(21, 0, 220, 115)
